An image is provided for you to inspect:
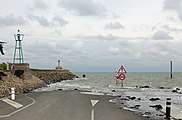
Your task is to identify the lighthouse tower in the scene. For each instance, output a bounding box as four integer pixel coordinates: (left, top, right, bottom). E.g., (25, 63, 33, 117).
(13, 30, 24, 63)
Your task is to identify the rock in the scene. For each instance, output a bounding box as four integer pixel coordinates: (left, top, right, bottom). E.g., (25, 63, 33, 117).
(135, 105, 140, 109)
(158, 86, 164, 89)
(82, 74, 86, 78)
(130, 96, 136, 100)
(149, 98, 160, 101)
(172, 89, 177, 93)
(142, 112, 151, 116)
(137, 97, 142, 101)
(120, 97, 129, 101)
(112, 90, 116, 92)
(172, 87, 181, 93)
(156, 114, 164, 117)
(0, 72, 45, 98)
(58, 88, 63, 91)
(176, 88, 180, 90)
(30, 69, 77, 84)
(139, 85, 150, 88)
(0, 71, 7, 76)
(149, 104, 163, 110)
(126, 96, 136, 100)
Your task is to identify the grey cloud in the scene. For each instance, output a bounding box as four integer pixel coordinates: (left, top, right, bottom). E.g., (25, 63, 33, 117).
(59, 0, 106, 16)
(163, 0, 182, 21)
(29, 15, 50, 27)
(162, 25, 182, 32)
(79, 34, 148, 41)
(5, 33, 182, 72)
(23, 38, 90, 68)
(104, 22, 124, 29)
(28, 14, 68, 27)
(29, 0, 49, 10)
(163, 0, 181, 10)
(152, 30, 173, 40)
(37, 16, 50, 27)
(79, 34, 120, 41)
(52, 16, 68, 27)
(97, 34, 119, 40)
(0, 14, 26, 27)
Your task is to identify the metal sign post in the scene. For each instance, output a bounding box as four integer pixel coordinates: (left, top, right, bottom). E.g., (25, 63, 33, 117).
(121, 80, 123, 87)
(115, 72, 119, 85)
(116, 78, 118, 85)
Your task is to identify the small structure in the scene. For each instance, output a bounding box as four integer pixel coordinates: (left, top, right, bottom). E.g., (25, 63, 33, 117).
(55, 60, 63, 70)
(13, 30, 24, 63)
(8, 63, 32, 79)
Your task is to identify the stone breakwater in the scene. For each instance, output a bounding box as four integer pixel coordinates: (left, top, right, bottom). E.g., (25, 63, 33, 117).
(30, 69, 77, 84)
(0, 69, 76, 98)
(0, 72, 45, 98)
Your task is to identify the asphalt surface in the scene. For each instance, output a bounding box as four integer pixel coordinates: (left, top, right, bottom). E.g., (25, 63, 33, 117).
(0, 90, 145, 120)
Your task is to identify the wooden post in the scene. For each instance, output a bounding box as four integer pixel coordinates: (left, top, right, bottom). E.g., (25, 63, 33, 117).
(170, 61, 172, 78)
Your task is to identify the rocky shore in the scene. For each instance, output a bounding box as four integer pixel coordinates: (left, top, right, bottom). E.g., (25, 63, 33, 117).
(0, 70, 76, 98)
(30, 69, 77, 84)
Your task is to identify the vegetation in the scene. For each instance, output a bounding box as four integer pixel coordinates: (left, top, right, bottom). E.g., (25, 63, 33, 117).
(0, 62, 7, 71)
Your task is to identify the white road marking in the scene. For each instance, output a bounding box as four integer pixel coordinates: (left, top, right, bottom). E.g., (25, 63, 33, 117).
(0, 96, 35, 118)
(91, 100, 99, 107)
(2, 99, 23, 109)
(80, 92, 104, 96)
(91, 109, 94, 120)
(90, 100, 99, 120)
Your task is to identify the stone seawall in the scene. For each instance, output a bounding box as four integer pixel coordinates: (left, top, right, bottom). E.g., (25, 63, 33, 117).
(7, 63, 76, 83)
(0, 63, 77, 97)
(0, 72, 45, 98)
(30, 69, 76, 84)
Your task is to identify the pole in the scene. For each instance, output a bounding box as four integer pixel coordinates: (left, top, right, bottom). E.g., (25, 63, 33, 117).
(166, 98, 171, 120)
(121, 80, 123, 87)
(116, 79, 118, 85)
(7, 62, 9, 71)
(11, 88, 15, 100)
(170, 61, 172, 78)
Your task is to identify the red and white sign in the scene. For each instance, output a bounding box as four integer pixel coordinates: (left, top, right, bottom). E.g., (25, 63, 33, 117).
(115, 66, 126, 80)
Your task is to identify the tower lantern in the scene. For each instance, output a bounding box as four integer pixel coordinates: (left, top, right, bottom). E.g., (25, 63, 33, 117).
(55, 60, 62, 70)
(58, 60, 60, 66)
(13, 30, 24, 63)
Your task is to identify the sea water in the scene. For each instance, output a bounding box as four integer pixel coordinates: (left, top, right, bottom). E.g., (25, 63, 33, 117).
(35, 72, 182, 119)
(71, 72, 182, 88)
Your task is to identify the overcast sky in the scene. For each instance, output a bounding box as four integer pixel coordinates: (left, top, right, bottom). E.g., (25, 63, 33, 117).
(0, 0, 182, 72)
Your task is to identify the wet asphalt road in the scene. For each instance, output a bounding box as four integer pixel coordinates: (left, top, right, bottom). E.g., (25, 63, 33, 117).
(0, 90, 145, 120)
